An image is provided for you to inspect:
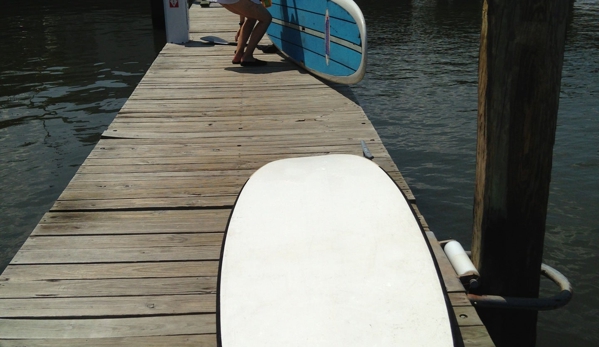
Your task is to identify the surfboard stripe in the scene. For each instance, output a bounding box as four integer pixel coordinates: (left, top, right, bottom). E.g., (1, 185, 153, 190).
(267, 0, 367, 84)
(266, 38, 355, 77)
(270, 18, 362, 53)
(268, 22, 361, 74)
(269, 5, 362, 47)
(271, 0, 355, 23)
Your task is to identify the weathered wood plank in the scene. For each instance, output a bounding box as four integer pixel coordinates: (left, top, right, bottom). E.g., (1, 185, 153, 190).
(57, 186, 242, 201)
(0, 314, 216, 338)
(454, 306, 485, 327)
(109, 112, 368, 121)
(33, 210, 229, 236)
(108, 113, 368, 123)
(460, 327, 497, 347)
(86, 144, 386, 159)
(68, 170, 255, 182)
(38, 209, 229, 224)
(100, 128, 378, 140)
(66, 167, 404, 183)
(0, 294, 215, 318)
(50, 197, 235, 211)
(449, 292, 473, 307)
(1, 261, 219, 281)
(0, 277, 216, 298)
(82, 151, 375, 164)
(105, 119, 373, 132)
(90, 137, 380, 149)
(0, 335, 217, 347)
(124, 83, 338, 96)
(55, 178, 244, 191)
(20, 234, 223, 250)
(119, 100, 360, 113)
(59, 171, 408, 196)
(11, 246, 222, 264)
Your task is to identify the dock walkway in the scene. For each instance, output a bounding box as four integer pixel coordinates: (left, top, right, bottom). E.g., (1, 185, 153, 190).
(0, 3, 494, 346)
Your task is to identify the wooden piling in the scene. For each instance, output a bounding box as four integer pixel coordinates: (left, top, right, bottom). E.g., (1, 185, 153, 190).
(472, 0, 570, 345)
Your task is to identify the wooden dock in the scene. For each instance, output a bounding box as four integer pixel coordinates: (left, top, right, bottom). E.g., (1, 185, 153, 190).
(0, 4, 494, 346)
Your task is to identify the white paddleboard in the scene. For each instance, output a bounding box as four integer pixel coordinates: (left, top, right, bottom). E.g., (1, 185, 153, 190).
(218, 154, 455, 346)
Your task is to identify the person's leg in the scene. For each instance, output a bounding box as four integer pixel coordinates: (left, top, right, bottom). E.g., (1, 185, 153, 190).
(242, 15, 269, 62)
(232, 18, 256, 63)
(222, 0, 272, 63)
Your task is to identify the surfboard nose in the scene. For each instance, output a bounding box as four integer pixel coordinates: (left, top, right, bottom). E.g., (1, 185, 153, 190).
(218, 155, 455, 347)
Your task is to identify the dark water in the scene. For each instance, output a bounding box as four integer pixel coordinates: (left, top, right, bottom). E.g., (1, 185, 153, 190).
(0, 0, 597, 345)
(352, 0, 599, 346)
(0, 0, 162, 267)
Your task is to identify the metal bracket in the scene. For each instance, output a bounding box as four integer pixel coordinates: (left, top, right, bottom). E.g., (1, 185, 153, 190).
(467, 263, 573, 311)
(441, 241, 573, 311)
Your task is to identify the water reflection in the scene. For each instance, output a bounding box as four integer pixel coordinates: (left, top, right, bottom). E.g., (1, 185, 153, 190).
(353, 0, 481, 241)
(0, 0, 161, 270)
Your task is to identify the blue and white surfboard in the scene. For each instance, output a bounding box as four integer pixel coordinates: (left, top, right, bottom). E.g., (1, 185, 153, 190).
(266, 0, 367, 84)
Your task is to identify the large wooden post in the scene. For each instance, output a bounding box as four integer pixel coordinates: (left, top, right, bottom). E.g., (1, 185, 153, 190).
(472, 0, 570, 346)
